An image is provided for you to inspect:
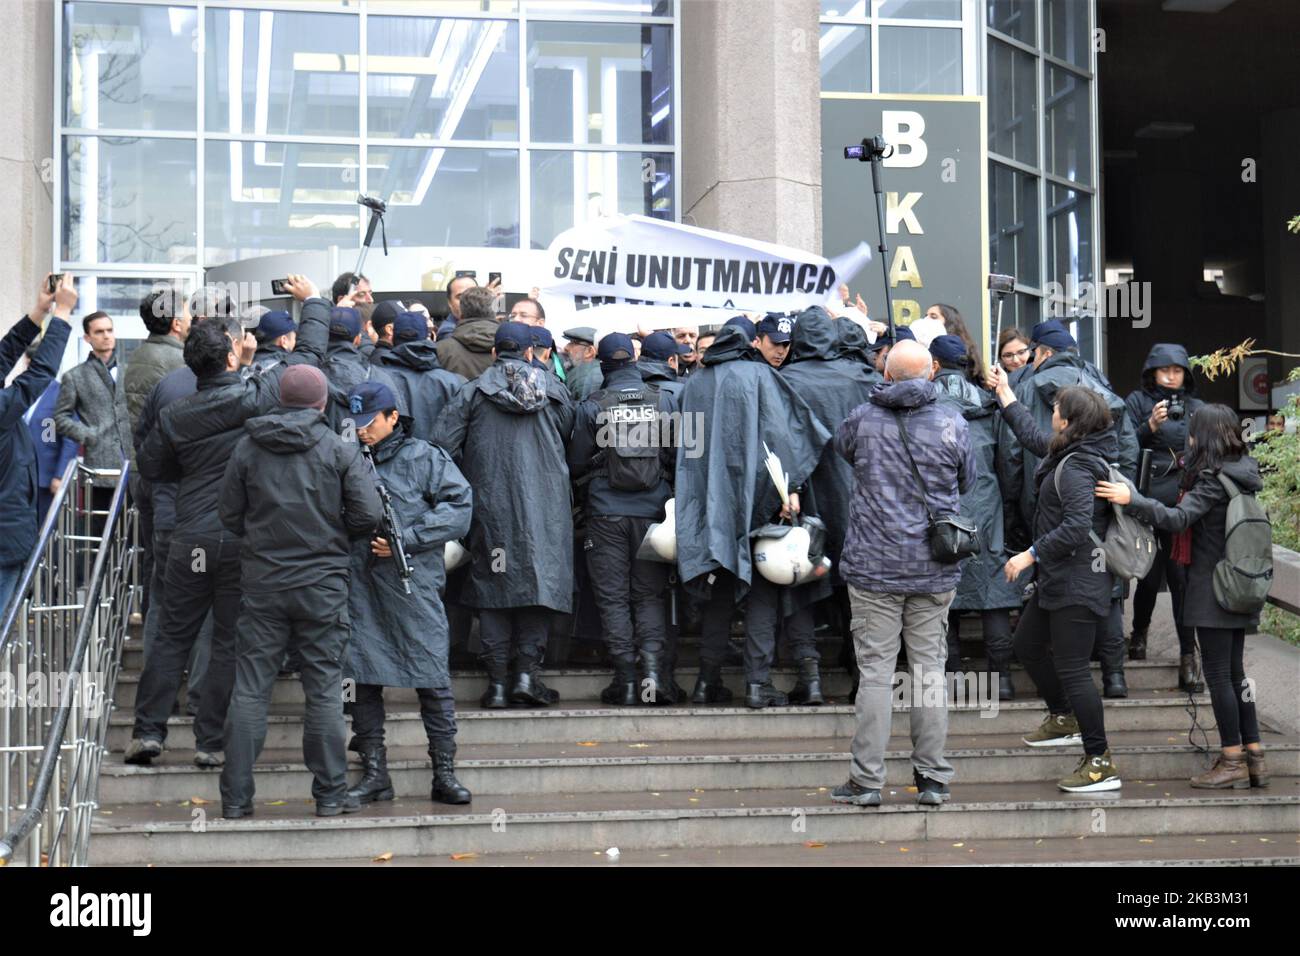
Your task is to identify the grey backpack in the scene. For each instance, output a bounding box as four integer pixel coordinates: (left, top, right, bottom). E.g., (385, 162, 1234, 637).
(1056, 452, 1157, 581)
(1212, 473, 1273, 614)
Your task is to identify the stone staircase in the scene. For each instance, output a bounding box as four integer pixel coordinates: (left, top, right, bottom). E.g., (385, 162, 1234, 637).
(90, 633, 1300, 866)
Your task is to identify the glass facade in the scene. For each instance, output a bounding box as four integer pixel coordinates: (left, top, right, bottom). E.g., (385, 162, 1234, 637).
(985, 0, 1099, 360)
(820, 0, 1101, 364)
(57, 0, 677, 319)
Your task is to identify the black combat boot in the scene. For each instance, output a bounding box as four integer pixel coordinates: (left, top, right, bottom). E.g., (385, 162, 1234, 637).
(510, 658, 559, 707)
(786, 657, 824, 706)
(691, 663, 733, 704)
(1128, 628, 1148, 661)
(1179, 653, 1204, 694)
(430, 745, 472, 805)
(600, 659, 638, 706)
(637, 651, 675, 705)
(346, 743, 395, 804)
(1102, 669, 1128, 699)
(745, 681, 788, 709)
(480, 671, 510, 709)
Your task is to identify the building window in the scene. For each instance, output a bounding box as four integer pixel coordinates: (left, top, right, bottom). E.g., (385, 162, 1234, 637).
(820, 0, 964, 95)
(54, 0, 678, 328)
(985, 0, 1099, 364)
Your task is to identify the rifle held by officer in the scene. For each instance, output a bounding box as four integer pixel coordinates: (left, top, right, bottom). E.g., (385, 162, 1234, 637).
(362, 444, 413, 595)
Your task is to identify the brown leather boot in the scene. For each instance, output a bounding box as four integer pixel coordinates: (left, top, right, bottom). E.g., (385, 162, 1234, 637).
(1245, 749, 1270, 788)
(1190, 752, 1250, 789)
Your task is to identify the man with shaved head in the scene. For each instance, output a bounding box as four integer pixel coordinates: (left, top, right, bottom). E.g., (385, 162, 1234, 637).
(828, 337, 977, 809)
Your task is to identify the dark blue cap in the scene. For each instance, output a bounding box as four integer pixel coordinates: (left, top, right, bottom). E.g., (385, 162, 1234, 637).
(642, 330, 690, 360)
(929, 333, 967, 363)
(597, 332, 635, 364)
(392, 311, 429, 343)
(1031, 319, 1076, 351)
(757, 314, 794, 343)
(531, 326, 554, 350)
(894, 325, 917, 343)
(495, 321, 534, 353)
(348, 380, 399, 429)
(256, 309, 295, 340)
(722, 315, 757, 341)
(329, 307, 362, 341)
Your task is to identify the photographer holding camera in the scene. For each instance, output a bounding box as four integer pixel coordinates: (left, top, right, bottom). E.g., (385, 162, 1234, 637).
(1123, 344, 1204, 687)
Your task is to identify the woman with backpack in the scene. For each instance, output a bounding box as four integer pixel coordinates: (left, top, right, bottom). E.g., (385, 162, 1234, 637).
(1096, 404, 1270, 789)
(990, 368, 1122, 792)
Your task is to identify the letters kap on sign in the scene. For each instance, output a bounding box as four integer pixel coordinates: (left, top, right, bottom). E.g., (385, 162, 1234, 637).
(822, 95, 989, 352)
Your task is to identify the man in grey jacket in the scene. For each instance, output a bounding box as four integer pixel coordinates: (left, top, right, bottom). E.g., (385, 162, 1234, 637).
(829, 340, 977, 809)
(53, 311, 132, 472)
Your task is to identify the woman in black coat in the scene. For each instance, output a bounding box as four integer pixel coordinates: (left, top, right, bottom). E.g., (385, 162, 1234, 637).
(1123, 343, 1205, 676)
(991, 369, 1121, 793)
(1097, 403, 1269, 790)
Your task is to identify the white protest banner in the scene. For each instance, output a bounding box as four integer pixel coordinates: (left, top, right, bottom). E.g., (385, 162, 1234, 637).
(543, 302, 740, 342)
(542, 215, 871, 313)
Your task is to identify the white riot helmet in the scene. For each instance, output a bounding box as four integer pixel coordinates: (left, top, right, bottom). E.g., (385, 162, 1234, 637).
(636, 499, 677, 563)
(752, 515, 831, 586)
(444, 540, 469, 572)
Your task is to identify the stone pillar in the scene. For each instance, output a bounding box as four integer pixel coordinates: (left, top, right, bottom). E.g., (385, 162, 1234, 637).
(0, 0, 54, 331)
(680, 0, 823, 253)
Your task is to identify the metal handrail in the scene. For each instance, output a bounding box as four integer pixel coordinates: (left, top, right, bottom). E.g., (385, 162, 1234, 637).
(0, 457, 78, 645)
(0, 462, 137, 866)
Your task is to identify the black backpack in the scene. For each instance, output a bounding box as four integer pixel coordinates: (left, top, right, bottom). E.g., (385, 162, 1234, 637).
(590, 386, 664, 492)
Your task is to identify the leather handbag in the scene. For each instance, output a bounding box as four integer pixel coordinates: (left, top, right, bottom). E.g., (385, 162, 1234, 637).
(893, 409, 980, 564)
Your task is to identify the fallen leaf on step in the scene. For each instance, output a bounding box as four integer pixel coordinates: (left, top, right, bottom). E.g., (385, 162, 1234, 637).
(191, 796, 210, 806)
(450, 852, 478, 861)
(628, 743, 651, 749)
(688, 798, 699, 803)
(178, 801, 190, 807)
(952, 843, 964, 848)
(804, 841, 825, 848)
(693, 788, 705, 793)
(266, 800, 287, 806)
(372, 852, 393, 862)
(1259, 838, 1271, 843)
(899, 847, 909, 853)
(1195, 838, 1207, 843)
(1138, 839, 1154, 844)
(1034, 839, 1043, 845)
(905, 786, 918, 793)
(576, 741, 599, 747)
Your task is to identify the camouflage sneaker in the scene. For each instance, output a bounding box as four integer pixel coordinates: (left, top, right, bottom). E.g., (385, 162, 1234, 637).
(1022, 712, 1082, 748)
(1058, 751, 1121, 793)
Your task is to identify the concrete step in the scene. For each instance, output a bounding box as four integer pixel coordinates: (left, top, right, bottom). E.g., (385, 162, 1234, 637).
(94, 730, 1300, 805)
(104, 689, 1217, 752)
(87, 776, 1300, 864)
(154, 833, 1300, 867)
(109, 658, 1189, 709)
